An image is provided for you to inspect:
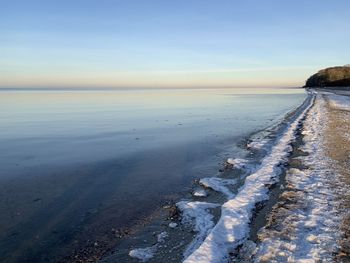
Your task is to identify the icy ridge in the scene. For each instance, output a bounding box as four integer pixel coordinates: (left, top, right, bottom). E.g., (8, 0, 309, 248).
(183, 94, 314, 263)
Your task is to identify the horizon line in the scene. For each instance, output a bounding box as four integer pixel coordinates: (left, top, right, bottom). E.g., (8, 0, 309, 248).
(0, 86, 303, 91)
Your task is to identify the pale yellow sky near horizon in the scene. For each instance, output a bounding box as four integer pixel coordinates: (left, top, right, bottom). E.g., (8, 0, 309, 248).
(0, 66, 320, 88)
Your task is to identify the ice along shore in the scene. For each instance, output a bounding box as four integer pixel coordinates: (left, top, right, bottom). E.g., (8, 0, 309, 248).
(124, 90, 350, 263)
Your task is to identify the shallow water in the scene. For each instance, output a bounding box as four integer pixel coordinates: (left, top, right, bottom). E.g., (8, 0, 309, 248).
(0, 88, 305, 262)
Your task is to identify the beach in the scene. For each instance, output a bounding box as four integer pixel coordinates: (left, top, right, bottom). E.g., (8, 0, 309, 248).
(323, 90, 350, 260)
(252, 90, 350, 262)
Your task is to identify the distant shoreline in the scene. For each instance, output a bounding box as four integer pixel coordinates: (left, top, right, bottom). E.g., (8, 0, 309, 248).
(0, 86, 302, 91)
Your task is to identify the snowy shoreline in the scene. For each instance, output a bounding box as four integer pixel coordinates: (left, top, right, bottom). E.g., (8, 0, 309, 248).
(127, 89, 350, 263)
(183, 93, 314, 263)
(253, 91, 348, 262)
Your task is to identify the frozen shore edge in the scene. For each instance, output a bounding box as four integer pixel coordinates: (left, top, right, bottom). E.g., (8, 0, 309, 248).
(183, 93, 315, 263)
(128, 89, 350, 263)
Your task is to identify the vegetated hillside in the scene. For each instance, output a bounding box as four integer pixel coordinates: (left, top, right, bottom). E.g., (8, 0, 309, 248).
(305, 65, 350, 88)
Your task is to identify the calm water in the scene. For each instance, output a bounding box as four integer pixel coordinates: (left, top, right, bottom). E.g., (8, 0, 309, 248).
(0, 88, 305, 262)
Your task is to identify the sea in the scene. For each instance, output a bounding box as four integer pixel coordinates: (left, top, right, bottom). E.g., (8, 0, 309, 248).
(0, 87, 306, 262)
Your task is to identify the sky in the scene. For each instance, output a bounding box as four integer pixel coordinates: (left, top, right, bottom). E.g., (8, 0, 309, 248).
(1, 0, 350, 88)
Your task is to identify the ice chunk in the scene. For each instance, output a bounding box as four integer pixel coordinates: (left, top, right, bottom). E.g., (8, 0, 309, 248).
(247, 139, 268, 150)
(168, 222, 178, 228)
(176, 201, 219, 258)
(129, 247, 155, 262)
(199, 177, 237, 198)
(226, 158, 248, 169)
(128, 231, 168, 261)
(157, 231, 168, 242)
(192, 188, 208, 197)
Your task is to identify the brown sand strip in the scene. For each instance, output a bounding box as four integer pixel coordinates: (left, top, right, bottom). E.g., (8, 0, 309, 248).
(324, 94, 350, 261)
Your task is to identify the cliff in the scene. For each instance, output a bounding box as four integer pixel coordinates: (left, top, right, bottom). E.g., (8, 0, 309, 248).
(305, 65, 350, 88)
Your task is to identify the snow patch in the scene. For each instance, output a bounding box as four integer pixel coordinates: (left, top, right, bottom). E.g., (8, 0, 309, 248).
(226, 158, 248, 169)
(247, 139, 269, 150)
(168, 222, 178, 228)
(199, 177, 237, 198)
(129, 231, 168, 262)
(176, 201, 220, 258)
(157, 231, 168, 242)
(327, 94, 350, 111)
(129, 247, 155, 262)
(192, 188, 208, 197)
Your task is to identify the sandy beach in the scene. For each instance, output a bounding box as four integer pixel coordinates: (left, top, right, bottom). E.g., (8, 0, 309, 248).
(323, 90, 350, 260)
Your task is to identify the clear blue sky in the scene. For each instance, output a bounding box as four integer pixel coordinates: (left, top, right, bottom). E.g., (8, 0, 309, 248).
(1, 0, 350, 88)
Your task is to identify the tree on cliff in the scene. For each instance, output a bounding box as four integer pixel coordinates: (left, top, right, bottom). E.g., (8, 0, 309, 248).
(305, 65, 350, 88)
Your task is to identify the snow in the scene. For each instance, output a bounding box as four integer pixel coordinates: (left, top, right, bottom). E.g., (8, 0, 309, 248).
(327, 94, 350, 111)
(183, 93, 315, 263)
(226, 158, 248, 169)
(253, 92, 345, 262)
(129, 247, 155, 262)
(157, 231, 168, 242)
(129, 231, 168, 262)
(199, 177, 237, 198)
(247, 139, 269, 150)
(168, 222, 178, 228)
(176, 201, 220, 258)
(192, 188, 208, 197)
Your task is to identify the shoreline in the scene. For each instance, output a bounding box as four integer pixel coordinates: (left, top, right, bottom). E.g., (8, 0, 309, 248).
(109, 89, 350, 263)
(2, 89, 306, 263)
(2, 88, 348, 262)
(102, 92, 313, 262)
(182, 92, 314, 263)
